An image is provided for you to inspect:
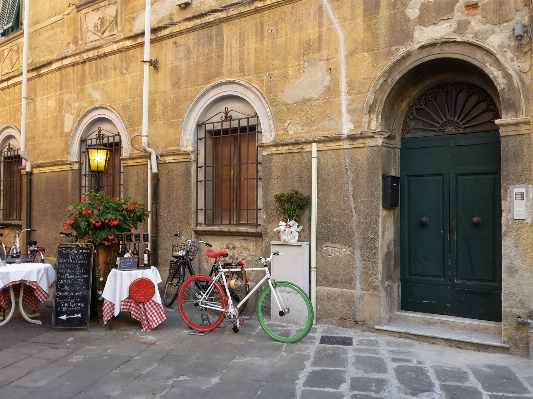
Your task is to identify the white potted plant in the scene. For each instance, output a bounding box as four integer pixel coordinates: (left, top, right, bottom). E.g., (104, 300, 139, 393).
(273, 189, 310, 241)
(271, 189, 311, 294)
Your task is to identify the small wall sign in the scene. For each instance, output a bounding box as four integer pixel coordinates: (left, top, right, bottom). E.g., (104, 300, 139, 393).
(117, 257, 138, 270)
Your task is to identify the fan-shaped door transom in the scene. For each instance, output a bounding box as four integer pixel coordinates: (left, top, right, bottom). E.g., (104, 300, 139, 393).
(401, 83, 500, 138)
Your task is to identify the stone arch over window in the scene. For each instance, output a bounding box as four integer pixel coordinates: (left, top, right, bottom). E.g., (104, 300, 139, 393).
(182, 80, 274, 151)
(363, 39, 526, 135)
(183, 80, 273, 226)
(0, 125, 22, 221)
(69, 105, 129, 197)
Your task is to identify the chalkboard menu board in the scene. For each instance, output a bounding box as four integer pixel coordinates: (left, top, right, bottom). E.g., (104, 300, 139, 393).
(117, 257, 138, 270)
(53, 245, 93, 329)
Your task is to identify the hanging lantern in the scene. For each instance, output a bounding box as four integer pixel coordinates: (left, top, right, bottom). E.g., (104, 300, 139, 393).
(86, 130, 110, 173)
(87, 145, 109, 172)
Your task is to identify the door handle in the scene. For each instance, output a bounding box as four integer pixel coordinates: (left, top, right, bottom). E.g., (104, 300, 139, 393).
(472, 217, 481, 227)
(420, 216, 429, 225)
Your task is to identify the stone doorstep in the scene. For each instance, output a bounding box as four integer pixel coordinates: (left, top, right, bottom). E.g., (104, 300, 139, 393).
(374, 311, 509, 351)
(392, 310, 501, 335)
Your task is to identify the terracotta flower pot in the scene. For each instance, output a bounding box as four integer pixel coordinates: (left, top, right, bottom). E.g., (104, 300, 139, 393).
(95, 244, 119, 301)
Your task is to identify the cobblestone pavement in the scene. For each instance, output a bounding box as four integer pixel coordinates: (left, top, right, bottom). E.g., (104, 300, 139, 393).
(0, 304, 532, 399)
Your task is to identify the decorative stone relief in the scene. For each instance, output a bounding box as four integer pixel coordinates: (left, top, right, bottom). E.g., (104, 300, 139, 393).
(1, 43, 20, 75)
(83, 5, 117, 44)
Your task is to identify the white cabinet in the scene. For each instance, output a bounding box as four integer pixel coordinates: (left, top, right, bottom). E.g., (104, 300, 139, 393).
(270, 241, 310, 295)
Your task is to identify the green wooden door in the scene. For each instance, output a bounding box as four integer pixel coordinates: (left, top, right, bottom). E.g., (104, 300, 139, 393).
(400, 131, 502, 321)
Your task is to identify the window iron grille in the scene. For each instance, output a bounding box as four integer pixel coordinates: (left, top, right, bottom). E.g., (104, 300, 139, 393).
(196, 107, 262, 226)
(1, 142, 22, 221)
(80, 129, 123, 198)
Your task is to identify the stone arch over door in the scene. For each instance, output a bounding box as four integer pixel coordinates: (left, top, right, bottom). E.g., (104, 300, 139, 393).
(363, 39, 527, 135)
(363, 39, 529, 324)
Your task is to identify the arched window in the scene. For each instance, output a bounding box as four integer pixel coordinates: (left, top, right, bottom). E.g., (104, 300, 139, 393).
(0, 136, 22, 221)
(183, 80, 274, 227)
(196, 107, 262, 226)
(80, 126, 123, 197)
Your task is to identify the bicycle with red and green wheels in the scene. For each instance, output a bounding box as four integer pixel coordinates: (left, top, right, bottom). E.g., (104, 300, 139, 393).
(177, 251, 314, 343)
(163, 231, 249, 309)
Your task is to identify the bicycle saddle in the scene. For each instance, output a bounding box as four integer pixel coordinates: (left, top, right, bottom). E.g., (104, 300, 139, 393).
(224, 260, 245, 266)
(28, 240, 37, 246)
(205, 249, 228, 259)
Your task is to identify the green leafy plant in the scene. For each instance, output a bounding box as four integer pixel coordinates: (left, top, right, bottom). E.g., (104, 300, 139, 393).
(274, 189, 311, 224)
(64, 191, 150, 301)
(64, 191, 149, 246)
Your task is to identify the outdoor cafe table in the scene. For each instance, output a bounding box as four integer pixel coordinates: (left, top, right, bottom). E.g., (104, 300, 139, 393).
(102, 266, 166, 331)
(0, 262, 56, 326)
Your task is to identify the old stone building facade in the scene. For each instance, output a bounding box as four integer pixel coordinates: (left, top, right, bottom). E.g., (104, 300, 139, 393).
(1, 0, 532, 356)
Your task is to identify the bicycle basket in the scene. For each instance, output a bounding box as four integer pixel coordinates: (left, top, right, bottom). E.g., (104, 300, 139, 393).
(169, 258, 180, 272)
(172, 242, 199, 261)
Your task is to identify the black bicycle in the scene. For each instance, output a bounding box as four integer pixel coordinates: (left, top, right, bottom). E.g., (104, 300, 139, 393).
(162, 231, 249, 310)
(162, 232, 207, 307)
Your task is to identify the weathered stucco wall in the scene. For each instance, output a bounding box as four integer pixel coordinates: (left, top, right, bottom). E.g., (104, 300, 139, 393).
(0, 0, 531, 355)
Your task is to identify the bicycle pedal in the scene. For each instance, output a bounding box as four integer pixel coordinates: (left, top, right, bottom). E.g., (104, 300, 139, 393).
(189, 330, 208, 336)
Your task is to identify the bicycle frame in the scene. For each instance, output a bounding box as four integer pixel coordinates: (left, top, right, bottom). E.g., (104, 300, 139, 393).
(198, 265, 286, 316)
(10, 230, 21, 254)
(9, 228, 35, 255)
(0, 241, 6, 258)
(173, 254, 196, 279)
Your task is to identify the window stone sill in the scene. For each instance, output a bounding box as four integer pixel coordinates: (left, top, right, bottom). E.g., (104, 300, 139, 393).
(194, 226, 262, 237)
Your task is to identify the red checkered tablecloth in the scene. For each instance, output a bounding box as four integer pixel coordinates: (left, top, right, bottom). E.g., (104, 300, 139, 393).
(102, 298, 166, 331)
(0, 279, 50, 312)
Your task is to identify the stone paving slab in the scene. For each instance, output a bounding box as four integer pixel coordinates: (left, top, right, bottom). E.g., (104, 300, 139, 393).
(0, 305, 532, 398)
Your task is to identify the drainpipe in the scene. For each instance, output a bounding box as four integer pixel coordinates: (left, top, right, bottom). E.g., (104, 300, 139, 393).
(310, 143, 318, 323)
(20, 0, 32, 234)
(516, 316, 533, 359)
(142, 0, 159, 266)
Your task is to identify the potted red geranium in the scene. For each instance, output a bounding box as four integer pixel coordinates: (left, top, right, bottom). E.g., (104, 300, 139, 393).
(64, 191, 149, 302)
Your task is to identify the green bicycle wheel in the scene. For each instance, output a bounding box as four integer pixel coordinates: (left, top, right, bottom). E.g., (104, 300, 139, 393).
(256, 281, 313, 343)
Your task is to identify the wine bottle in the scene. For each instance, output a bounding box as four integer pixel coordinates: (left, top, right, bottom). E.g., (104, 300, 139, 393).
(116, 241, 123, 267)
(143, 244, 151, 267)
(132, 242, 139, 258)
(138, 243, 144, 267)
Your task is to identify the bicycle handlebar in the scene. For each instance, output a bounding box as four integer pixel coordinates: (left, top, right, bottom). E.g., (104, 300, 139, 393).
(60, 231, 79, 241)
(173, 231, 212, 248)
(13, 228, 35, 234)
(252, 251, 282, 264)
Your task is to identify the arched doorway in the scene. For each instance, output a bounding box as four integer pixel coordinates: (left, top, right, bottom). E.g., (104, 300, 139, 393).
(400, 82, 502, 321)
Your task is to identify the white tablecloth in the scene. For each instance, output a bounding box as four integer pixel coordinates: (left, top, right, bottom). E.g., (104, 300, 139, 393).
(102, 266, 162, 317)
(0, 263, 56, 294)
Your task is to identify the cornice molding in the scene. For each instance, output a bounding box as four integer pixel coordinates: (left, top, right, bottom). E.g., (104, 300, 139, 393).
(0, 0, 301, 88)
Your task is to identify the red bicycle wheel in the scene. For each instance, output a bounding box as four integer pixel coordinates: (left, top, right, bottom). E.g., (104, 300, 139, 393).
(177, 274, 226, 332)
